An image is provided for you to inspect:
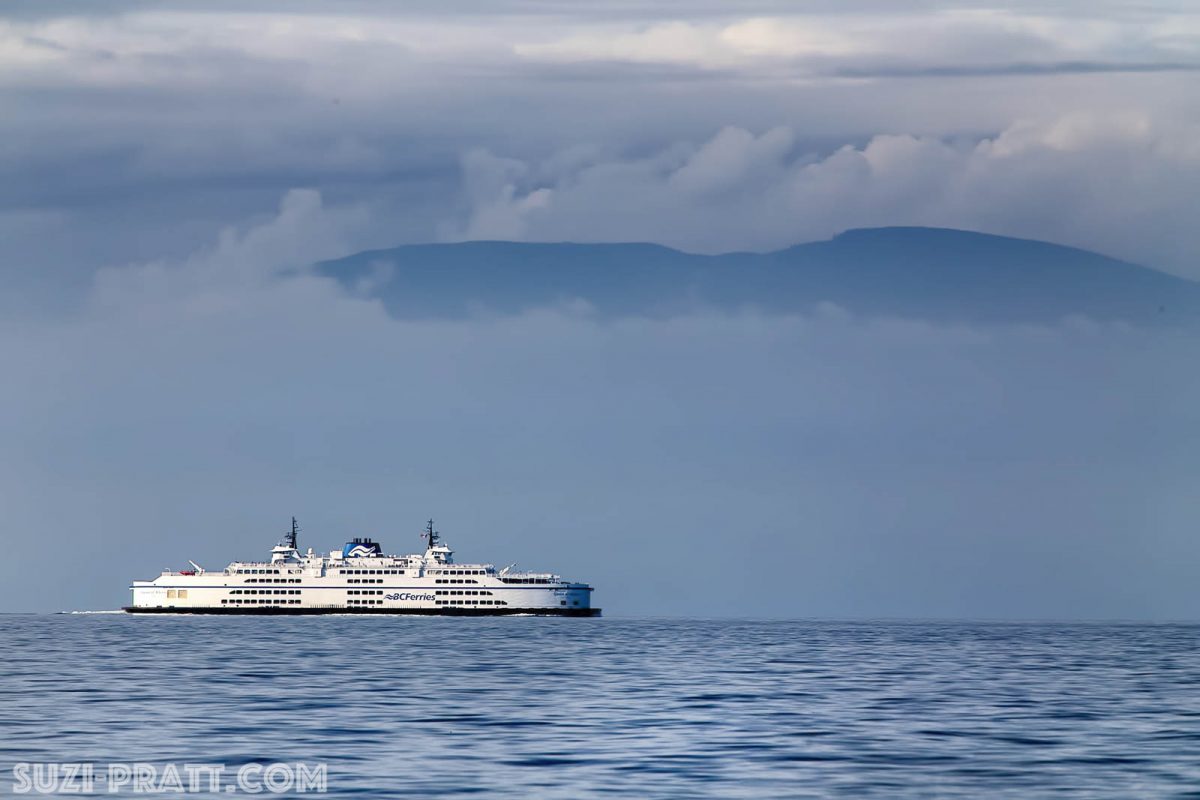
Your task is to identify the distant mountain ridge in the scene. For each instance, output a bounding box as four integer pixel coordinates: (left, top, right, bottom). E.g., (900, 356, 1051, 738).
(316, 227, 1200, 324)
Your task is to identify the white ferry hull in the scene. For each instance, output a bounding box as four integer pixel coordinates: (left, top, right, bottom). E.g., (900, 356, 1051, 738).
(122, 605, 601, 616)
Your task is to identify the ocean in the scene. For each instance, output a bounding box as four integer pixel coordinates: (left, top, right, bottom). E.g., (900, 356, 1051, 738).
(2, 616, 1198, 798)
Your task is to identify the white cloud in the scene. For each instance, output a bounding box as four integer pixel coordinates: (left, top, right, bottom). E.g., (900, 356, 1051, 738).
(449, 115, 1200, 273)
(512, 9, 1198, 74)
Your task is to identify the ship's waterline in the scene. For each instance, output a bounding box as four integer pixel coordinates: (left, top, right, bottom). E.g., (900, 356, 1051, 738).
(125, 518, 599, 616)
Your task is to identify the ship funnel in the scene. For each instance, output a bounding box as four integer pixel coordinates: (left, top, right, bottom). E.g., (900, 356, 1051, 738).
(342, 537, 383, 558)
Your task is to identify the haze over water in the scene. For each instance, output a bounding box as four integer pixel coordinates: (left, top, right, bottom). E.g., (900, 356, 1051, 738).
(4, 616, 1199, 798)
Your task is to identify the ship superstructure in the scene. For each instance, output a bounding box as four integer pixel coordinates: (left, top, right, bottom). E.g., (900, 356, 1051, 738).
(125, 519, 598, 616)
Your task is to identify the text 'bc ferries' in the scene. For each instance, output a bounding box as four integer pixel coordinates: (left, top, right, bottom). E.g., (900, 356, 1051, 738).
(125, 519, 599, 616)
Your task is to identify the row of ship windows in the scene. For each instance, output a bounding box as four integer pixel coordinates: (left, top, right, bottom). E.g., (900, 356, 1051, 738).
(235, 568, 284, 574)
(231, 589, 301, 595)
(222, 599, 300, 605)
(334, 569, 406, 574)
(429, 569, 488, 576)
(348, 590, 382, 595)
(436, 590, 494, 596)
(244, 578, 302, 584)
(435, 579, 478, 584)
(348, 599, 382, 605)
(437, 599, 508, 605)
(499, 578, 558, 585)
(347, 579, 383, 584)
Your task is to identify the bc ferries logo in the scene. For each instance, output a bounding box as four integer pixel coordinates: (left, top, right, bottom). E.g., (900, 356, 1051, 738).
(388, 592, 434, 602)
(341, 539, 382, 558)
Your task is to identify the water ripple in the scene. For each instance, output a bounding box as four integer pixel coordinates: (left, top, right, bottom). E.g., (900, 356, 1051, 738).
(2, 617, 1199, 797)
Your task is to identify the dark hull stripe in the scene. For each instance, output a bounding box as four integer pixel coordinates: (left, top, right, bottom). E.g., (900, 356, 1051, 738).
(122, 606, 601, 617)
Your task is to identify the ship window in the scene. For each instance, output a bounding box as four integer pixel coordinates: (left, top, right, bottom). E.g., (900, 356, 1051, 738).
(178, 590, 188, 598)
(167, 590, 176, 598)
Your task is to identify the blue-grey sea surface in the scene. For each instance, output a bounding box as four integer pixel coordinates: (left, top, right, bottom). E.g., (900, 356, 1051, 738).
(2, 616, 1199, 798)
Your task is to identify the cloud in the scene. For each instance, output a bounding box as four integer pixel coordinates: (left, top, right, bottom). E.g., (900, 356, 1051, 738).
(1, 1, 1198, 296)
(450, 114, 1200, 274)
(512, 9, 1200, 76)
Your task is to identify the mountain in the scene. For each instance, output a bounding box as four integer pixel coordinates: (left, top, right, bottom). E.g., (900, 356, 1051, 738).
(316, 227, 1200, 324)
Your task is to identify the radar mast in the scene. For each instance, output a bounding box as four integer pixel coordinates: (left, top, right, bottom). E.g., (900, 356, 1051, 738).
(285, 516, 299, 550)
(423, 518, 440, 550)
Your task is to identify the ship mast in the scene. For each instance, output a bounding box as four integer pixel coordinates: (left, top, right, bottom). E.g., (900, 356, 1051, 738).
(424, 518, 440, 550)
(285, 516, 299, 550)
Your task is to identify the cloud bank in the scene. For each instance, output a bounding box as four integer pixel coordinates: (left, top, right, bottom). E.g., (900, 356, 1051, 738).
(1, 0, 1199, 302)
(453, 115, 1200, 272)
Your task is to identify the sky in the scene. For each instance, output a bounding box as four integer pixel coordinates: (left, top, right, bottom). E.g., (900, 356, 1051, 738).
(1, 1, 1198, 616)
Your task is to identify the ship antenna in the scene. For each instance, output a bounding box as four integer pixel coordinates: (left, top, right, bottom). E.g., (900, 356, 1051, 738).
(285, 516, 299, 550)
(425, 518, 439, 549)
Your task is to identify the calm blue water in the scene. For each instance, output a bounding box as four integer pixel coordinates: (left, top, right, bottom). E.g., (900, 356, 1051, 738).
(2, 616, 1199, 798)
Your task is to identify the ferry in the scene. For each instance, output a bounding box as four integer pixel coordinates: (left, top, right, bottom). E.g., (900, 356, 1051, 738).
(124, 519, 599, 616)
